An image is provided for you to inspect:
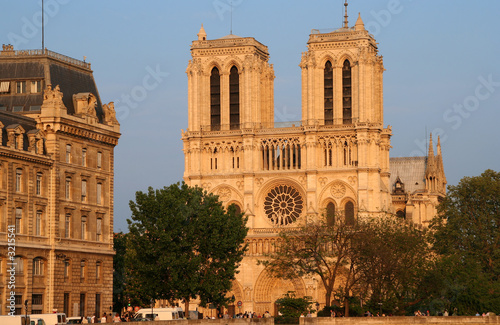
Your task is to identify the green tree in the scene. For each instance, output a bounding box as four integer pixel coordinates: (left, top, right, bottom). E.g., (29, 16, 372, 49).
(126, 182, 248, 315)
(259, 215, 358, 311)
(353, 215, 433, 315)
(430, 169, 500, 315)
(113, 232, 128, 313)
(275, 291, 314, 323)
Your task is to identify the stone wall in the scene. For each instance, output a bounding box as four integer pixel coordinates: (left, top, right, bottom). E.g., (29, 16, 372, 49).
(125, 316, 500, 325)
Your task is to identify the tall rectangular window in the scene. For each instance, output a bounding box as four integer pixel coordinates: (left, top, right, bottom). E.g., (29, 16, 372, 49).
(13, 256, 23, 273)
(64, 260, 70, 278)
(97, 183, 102, 205)
(96, 261, 101, 280)
(97, 152, 102, 169)
(36, 172, 42, 195)
(65, 177, 71, 200)
(96, 217, 102, 241)
(63, 293, 70, 316)
(35, 211, 42, 236)
(15, 208, 22, 234)
(16, 168, 22, 192)
(81, 180, 87, 202)
(81, 216, 87, 240)
(65, 214, 71, 238)
(95, 294, 101, 320)
(66, 144, 71, 163)
(82, 148, 87, 167)
(80, 261, 86, 282)
(16, 81, 26, 94)
(79, 293, 86, 317)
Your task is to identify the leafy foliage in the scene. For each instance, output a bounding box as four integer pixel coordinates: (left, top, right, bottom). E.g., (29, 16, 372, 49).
(429, 169, 500, 315)
(353, 216, 433, 315)
(275, 291, 314, 323)
(125, 182, 248, 311)
(259, 215, 357, 310)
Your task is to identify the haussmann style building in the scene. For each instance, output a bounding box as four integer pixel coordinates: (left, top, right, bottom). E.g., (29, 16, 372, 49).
(0, 44, 120, 317)
(181, 10, 446, 316)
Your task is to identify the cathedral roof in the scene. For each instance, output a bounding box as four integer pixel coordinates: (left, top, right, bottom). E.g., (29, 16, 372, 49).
(390, 157, 428, 194)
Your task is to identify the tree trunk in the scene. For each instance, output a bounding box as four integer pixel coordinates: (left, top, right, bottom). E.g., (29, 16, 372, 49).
(344, 297, 349, 317)
(324, 288, 332, 307)
(184, 297, 190, 319)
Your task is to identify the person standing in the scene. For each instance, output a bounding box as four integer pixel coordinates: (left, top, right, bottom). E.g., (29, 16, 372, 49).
(101, 313, 107, 323)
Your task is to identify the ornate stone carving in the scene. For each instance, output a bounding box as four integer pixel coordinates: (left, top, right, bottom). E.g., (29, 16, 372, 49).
(42, 85, 67, 110)
(319, 177, 328, 187)
(202, 182, 212, 190)
(236, 181, 244, 190)
(330, 182, 346, 198)
(103, 102, 119, 126)
(73, 92, 97, 117)
(216, 186, 231, 202)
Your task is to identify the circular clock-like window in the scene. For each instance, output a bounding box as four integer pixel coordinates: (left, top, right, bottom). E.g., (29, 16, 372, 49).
(264, 184, 304, 226)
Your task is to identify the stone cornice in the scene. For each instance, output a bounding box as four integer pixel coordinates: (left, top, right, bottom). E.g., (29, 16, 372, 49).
(38, 116, 120, 146)
(0, 148, 52, 166)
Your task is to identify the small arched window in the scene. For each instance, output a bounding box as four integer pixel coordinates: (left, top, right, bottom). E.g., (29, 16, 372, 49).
(342, 60, 352, 124)
(326, 202, 335, 226)
(396, 210, 406, 219)
(345, 201, 355, 225)
(324, 61, 333, 125)
(210, 67, 221, 131)
(229, 66, 240, 130)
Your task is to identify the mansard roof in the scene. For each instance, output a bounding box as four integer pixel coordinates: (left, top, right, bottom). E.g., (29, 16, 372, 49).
(0, 47, 104, 121)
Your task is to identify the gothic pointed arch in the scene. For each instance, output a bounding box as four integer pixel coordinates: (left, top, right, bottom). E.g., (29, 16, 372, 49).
(253, 268, 306, 315)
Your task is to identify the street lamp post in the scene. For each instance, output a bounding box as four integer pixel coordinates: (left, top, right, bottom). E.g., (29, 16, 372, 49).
(151, 298, 154, 320)
(24, 299, 28, 325)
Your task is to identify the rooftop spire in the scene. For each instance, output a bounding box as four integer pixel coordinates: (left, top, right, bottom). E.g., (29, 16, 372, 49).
(343, 0, 349, 28)
(197, 24, 207, 41)
(428, 133, 435, 158)
(355, 12, 365, 31)
(437, 135, 442, 157)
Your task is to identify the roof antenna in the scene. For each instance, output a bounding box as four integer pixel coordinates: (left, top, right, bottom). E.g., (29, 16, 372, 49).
(230, 0, 233, 35)
(42, 0, 45, 50)
(343, 0, 349, 28)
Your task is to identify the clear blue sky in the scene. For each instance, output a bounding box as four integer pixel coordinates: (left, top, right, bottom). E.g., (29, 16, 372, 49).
(3, 1, 500, 232)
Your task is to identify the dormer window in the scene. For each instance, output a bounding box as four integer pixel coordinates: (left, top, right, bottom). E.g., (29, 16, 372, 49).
(16, 81, 27, 94)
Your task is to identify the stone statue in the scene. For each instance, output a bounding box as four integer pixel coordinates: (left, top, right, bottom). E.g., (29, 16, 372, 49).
(103, 102, 119, 125)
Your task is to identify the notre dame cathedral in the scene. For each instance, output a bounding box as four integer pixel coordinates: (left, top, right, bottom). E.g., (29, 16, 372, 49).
(181, 10, 446, 316)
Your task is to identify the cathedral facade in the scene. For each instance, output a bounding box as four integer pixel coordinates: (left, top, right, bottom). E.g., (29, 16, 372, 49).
(182, 14, 445, 315)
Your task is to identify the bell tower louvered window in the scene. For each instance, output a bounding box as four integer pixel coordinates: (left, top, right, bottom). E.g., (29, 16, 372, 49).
(210, 67, 221, 131)
(229, 66, 240, 130)
(342, 60, 352, 124)
(324, 61, 333, 125)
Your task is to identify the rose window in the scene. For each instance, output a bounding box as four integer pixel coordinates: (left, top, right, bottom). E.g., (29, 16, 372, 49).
(264, 185, 304, 226)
